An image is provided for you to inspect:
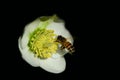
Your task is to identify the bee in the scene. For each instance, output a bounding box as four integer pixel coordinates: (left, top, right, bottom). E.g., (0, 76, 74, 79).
(56, 35, 75, 54)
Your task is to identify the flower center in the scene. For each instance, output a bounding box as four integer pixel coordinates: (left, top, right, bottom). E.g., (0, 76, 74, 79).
(28, 28, 58, 59)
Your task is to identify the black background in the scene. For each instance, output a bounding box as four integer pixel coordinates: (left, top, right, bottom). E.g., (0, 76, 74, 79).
(1, 1, 110, 80)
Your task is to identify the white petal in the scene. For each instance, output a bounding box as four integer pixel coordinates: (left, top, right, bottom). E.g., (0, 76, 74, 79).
(18, 37, 40, 67)
(47, 22, 74, 44)
(21, 18, 40, 49)
(18, 17, 73, 73)
(19, 37, 66, 73)
(38, 57, 66, 73)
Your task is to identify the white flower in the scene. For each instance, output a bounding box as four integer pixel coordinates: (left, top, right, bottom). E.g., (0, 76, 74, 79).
(18, 15, 74, 74)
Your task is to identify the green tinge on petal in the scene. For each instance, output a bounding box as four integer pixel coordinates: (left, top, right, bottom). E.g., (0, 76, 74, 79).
(28, 28, 58, 59)
(38, 14, 58, 29)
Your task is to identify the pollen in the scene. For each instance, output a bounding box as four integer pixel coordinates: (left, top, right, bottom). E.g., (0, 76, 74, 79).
(28, 28, 58, 59)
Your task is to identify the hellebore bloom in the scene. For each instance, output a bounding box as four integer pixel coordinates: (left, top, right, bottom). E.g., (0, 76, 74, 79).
(18, 15, 74, 74)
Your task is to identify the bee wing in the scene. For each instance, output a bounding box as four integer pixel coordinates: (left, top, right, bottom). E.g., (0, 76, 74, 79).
(66, 37, 74, 44)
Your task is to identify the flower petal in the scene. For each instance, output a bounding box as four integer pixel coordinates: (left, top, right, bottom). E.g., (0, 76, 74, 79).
(19, 37, 66, 73)
(21, 18, 40, 49)
(18, 37, 40, 66)
(47, 22, 74, 44)
(38, 56, 66, 73)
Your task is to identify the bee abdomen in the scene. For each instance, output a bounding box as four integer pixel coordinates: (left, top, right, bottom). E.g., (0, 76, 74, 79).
(68, 46, 75, 53)
(64, 42, 75, 53)
(64, 42, 71, 48)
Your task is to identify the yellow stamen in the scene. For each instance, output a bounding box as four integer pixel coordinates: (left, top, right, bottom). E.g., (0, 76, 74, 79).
(28, 28, 58, 59)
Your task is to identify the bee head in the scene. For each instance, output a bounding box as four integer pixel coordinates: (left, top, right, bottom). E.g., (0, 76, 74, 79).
(56, 35, 66, 42)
